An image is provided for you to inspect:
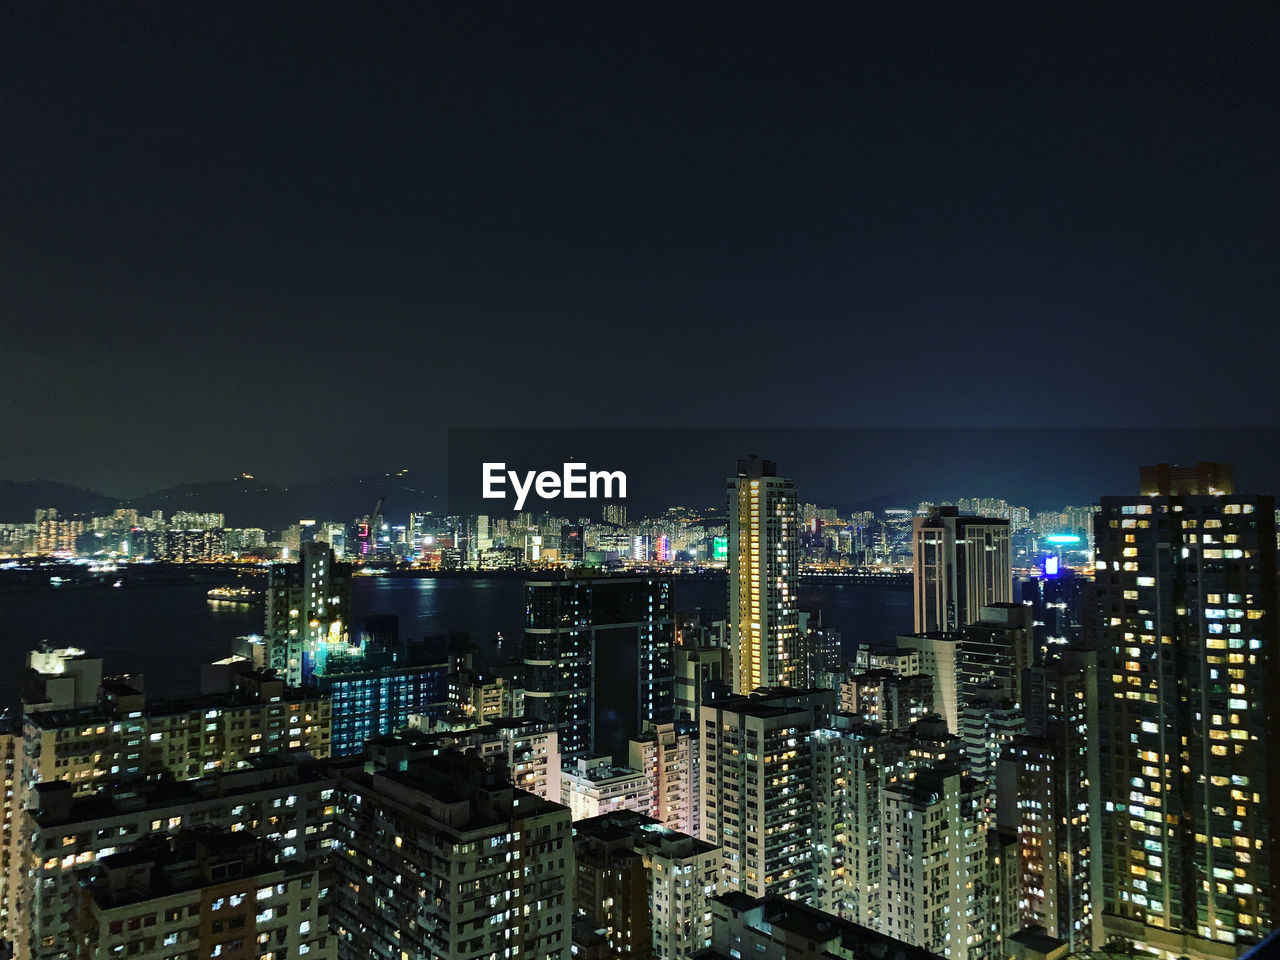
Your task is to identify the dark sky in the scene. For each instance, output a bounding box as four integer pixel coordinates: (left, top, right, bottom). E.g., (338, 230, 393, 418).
(4, 4, 1278, 497)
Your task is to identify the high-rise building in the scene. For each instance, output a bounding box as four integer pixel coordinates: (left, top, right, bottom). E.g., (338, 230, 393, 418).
(957, 603, 1034, 708)
(523, 576, 674, 761)
(699, 687, 835, 902)
(954, 603, 1034, 786)
(491, 717, 562, 802)
(895, 632, 962, 733)
(799, 609, 843, 687)
(560, 523, 584, 563)
(728, 457, 802, 693)
(881, 766, 995, 960)
(330, 750, 575, 960)
(570, 811, 718, 959)
(628, 720, 700, 837)
(673, 645, 731, 721)
(1094, 464, 1278, 958)
(263, 543, 351, 685)
(1020, 567, 1088, 663)
(305, 621, 449, 757)
(840, 670, 933, 730)
(0, 716, 20, 946)
(72, 829, 333, 960)
(997, 650, 1102, 954)
(169, 510, 225, 529)
(21, 672, 330, 799)
(912, 507, 1012, 634)
(22, 763, 337, 960)
(811, 713, 893, 926)
(11, 654, 332, 960)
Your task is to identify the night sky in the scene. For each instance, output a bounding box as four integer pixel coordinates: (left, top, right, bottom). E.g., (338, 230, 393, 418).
(4, 5, 1278, 498)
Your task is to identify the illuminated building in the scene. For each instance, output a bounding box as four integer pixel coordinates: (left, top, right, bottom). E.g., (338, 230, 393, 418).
(1094, 463, 1277, 958)
(799, 609, 842, 687)
(673, 645, 731, 721)
(136, 528, 225, 561)
(35, 519, 85, 555)
(169, 510, 225, 529)
(702, 892, 941, 960)
(571, 811, 718, 960)
(72, 829, 332, 960)
(958, 604, 1033, 706)
(21, 762, 336, 960)
(22, 647, 103, 710)
(0, 717, 19, 947)
(330, 750, 574, 960)
(912, 507, 1012, 634)
(10, 654, 330, 960)
(840, 670, 933, 730)
(1020, 567, 1087, 664)
(712, 535, 728, 562)
(955, 604, 1034, 783)
(881, 766, 995, 960)
(628, 720, 700, 836)
(727, 457, 802, 693)
(560, 523, 584, 562)
(448, 665, 523, 720)
(559, 755, 652, 822)
(699, 687, 835, 901)
(490, 717, 561, 801)
(222, 527, 267, 553)
(996, 650, 1102, 953)
(523, 576, 674, 761)
(895, 632, 962, 733)
(309, 636, 449, 758)
(263, 543, 351, 685)
(810, 713, 893, 926)
(20, 669, 330, 799)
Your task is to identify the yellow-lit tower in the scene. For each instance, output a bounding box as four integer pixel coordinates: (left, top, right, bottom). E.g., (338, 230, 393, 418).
(727, 456, 802, 692)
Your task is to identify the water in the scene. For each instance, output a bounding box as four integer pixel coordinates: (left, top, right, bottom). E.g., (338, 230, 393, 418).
(0, 576, 912, 709)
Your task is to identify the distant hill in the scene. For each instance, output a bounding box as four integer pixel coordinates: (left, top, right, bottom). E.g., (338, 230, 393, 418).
(129, 477, 444, 529)
(0, 476, 445, 531)
(0, 480, 121, 523)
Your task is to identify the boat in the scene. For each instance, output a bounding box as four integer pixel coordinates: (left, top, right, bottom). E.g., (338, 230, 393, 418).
(206, 586, 262, 605)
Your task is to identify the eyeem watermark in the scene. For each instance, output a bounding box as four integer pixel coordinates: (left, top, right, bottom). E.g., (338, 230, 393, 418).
(482, 462, 627, 511)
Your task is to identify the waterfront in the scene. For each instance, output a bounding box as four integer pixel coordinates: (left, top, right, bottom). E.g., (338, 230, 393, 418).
(0, 576, 913, 708)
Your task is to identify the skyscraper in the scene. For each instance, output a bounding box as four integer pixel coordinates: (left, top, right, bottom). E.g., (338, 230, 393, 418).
(330, 750, 575, 960)
(570, 811, 719, 960)
(699, 687, 835, 901)
(1094, 463, 1277, 958)
(881, 766, 995, 960)
(998, 650, 1102, 953)
(728, 457, 802, 693)
(628, 720, 700, 837)
(523, 575, 674, 760)
(264, 542, 351, 685)
(912, 507, 1012, 634)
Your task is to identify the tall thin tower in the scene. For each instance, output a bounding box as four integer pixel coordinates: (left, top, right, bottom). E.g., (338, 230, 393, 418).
(727, 456, 802, 692)
(1095, 463, 1278, 957)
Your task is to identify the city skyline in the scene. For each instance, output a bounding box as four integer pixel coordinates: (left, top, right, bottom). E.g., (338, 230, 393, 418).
(10, 427, 1280, 527)
(6, 5, 1279, 958)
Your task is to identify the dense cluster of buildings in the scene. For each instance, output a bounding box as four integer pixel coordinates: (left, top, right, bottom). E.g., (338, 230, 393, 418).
(0, 458, 1275, 960)
(2, 486, 1113, 573)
